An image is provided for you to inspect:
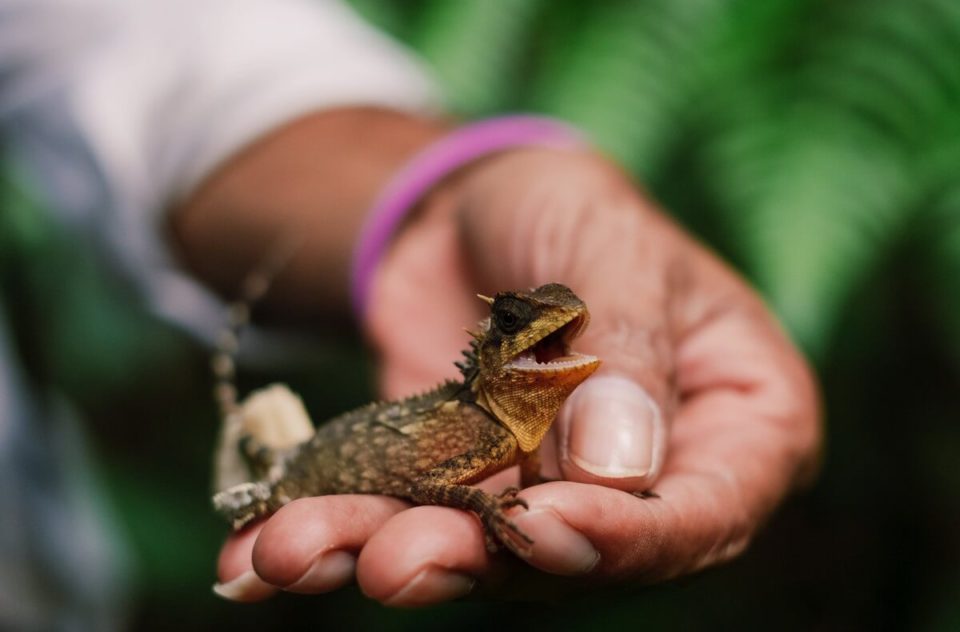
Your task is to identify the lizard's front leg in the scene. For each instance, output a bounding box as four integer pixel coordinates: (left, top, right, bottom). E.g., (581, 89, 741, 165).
(405, 438, 533, 556)
(519, 448, 544, 487)
(408, 478, 532, 556)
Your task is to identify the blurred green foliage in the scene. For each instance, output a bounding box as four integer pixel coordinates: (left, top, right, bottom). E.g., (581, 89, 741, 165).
(2, 0, 960, 629)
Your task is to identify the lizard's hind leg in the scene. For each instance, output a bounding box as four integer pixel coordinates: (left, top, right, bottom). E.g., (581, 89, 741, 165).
(239, 434, 282, 480)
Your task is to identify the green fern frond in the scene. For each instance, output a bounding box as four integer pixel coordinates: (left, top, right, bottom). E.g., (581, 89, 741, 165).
(410, 0, 544, 115)
(695, 0, 960, 358)
(799, 0, 960, 147)
(926, 187, 960, 360)
(344, 0, 960, 364)
(527, 0, 819, 184)
(917, 115, 960, 359)
(704, 109, 911, 359)
(530, 0, 731, 177)
(0, 164, 49, 260)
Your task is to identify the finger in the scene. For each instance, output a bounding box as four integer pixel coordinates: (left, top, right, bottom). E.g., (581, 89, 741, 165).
(555, 372, 668, 492)
(460, 185, 816, 583)
(535, 292, 817, 582)
(355, 505, 492, 607)
(250, 495, 410, 593)
(516, 401, 811, 583)
(366, 192, 483, 399)
(508, 385, 817, 582)
(553, 213, 676, 491)
(355, 495, 605, 607)
(214, 522, 278, 602)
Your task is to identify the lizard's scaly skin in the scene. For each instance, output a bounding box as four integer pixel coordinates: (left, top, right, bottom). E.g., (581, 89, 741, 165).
(213, 283, 600, 556)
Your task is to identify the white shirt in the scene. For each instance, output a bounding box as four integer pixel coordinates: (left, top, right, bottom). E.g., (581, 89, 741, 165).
(1, 0, 439, 342)
(0, 1, 438, 627)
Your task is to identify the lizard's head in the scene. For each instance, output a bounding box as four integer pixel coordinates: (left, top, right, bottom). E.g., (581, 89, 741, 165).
(469, 283, 600, 452)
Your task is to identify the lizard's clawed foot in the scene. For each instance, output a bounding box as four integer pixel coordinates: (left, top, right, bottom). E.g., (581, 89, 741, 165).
(481, 491, 534, 557)
(496, 486, 529, 510)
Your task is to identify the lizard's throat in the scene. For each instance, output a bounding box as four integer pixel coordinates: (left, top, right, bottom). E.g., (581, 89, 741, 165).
(474, 363, 599, 452)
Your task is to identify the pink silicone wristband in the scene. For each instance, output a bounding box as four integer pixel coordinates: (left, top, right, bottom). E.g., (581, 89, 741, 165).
(350, 115, 586, 318)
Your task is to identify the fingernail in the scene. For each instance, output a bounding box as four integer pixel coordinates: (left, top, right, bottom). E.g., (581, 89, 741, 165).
(512, 509, 599, 575)
(562, 374, 663, 478)
(285, 550, 357, 594)
(212, 570, 277, 602)
(383, 568, 475, 607)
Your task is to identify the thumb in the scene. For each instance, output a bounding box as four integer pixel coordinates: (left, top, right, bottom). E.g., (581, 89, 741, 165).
(556, 373, 668, 492)
(550, 241, 676, 492)
(451, 147, 676, 490)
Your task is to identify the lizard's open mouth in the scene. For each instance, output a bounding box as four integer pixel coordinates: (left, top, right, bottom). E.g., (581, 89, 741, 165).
(507, 315, 598, 373)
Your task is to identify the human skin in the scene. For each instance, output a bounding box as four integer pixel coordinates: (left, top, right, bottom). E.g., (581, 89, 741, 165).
(173, 107, 821, 606)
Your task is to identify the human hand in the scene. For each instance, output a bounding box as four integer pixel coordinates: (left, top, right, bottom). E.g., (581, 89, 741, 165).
(215, 149, 821, 605)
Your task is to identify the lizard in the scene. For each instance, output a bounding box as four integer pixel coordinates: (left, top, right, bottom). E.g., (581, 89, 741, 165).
(212, 282, 600, 556)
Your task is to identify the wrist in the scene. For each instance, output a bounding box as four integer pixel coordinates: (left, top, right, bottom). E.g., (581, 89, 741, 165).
(172, 107, 450, 319)
(451, 147, 644, 289)
(351, 116, 587, 318)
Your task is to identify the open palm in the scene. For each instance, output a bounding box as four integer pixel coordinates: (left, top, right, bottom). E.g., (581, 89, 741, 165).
(217, 149, 820, 606)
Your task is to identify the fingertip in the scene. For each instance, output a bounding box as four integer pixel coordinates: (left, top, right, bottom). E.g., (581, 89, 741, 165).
(356, 506, 490, 606)
(213, 570, 278, 603)
(283, 550, 357, 594)
(218, 522, 265, 580)
(558, 374, 667, 491)
(251, 496, 408, 592)
(382, 568, 476, 608)
(215, 522, 278, 602)
(510, 501, 600, 576)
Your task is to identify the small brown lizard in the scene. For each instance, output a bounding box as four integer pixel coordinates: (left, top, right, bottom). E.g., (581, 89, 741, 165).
(213, 283, 600, 556)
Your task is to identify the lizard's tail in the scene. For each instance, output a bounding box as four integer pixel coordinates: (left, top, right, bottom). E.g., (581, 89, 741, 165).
(211, 235, 302, 422)
(211, 235, 303, 492)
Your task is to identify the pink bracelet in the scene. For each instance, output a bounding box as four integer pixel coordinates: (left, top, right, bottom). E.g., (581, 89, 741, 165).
(350, 115, 586, 318)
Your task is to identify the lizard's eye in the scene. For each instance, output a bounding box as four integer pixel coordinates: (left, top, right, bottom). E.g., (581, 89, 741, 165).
(493, 297, 532, 335)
